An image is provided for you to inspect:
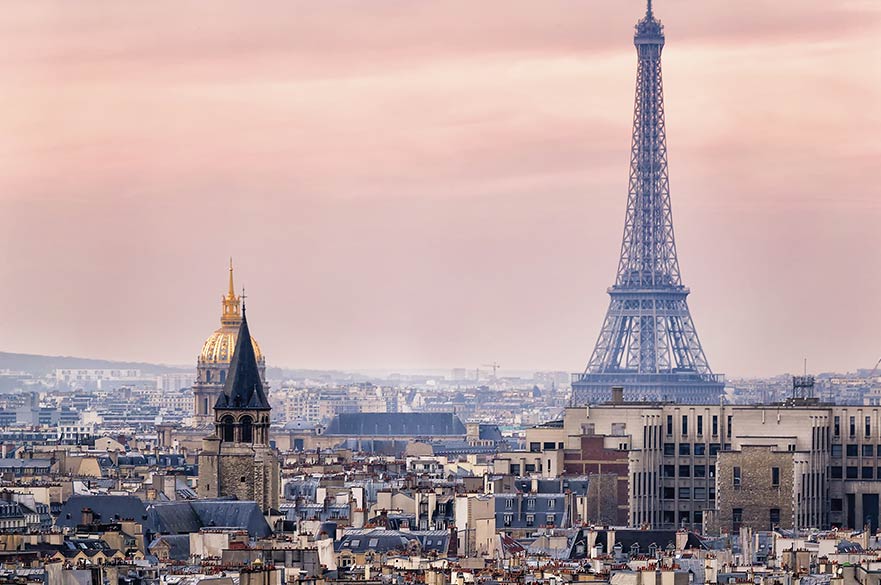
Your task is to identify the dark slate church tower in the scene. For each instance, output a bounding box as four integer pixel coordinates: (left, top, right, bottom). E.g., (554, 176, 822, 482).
(198, 304, 280, 513)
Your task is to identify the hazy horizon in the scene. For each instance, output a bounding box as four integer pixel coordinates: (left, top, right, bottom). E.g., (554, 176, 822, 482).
(2, 1, 880, 378)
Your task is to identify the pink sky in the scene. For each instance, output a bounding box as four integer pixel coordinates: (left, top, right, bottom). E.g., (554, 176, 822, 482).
(1, 1, 880, 376)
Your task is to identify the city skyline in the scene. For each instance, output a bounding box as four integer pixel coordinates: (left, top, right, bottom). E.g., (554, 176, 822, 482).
(2, 1, 880, 377)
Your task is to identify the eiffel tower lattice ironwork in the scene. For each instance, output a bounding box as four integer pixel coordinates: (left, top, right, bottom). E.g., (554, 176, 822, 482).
(571, 1, 724, 405)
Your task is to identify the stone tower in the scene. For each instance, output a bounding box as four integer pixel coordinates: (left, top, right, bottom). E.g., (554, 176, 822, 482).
(198, 303, 280, 513)
(192, 260, 266, 425)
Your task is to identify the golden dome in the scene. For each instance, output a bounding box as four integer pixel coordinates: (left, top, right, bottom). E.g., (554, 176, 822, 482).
(199, 259, 264, 365)
(200, 327, 263, 364)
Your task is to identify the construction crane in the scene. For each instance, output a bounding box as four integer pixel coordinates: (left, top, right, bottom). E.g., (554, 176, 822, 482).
(482, 362, 500, 379)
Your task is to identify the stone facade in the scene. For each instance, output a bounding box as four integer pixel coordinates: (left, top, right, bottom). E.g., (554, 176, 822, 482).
(198, 440, 280, 513)
(712, 445, 795, 533)
(519, 400, 881, 532)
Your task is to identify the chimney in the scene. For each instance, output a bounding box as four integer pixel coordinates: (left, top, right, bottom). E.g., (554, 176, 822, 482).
(611, 386, 624, 404)
(81, 507, 94, 526)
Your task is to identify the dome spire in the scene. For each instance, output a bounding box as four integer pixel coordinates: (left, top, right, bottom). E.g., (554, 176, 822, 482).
(221, 259, 241, 325)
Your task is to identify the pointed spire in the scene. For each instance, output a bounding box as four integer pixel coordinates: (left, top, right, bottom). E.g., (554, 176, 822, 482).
(221, 260, 241, 324)
(215, 305, 270, 411)
(647, 0, 653, 18)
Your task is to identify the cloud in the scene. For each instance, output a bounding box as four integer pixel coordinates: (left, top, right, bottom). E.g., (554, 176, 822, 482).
(0, 1, 879, 376)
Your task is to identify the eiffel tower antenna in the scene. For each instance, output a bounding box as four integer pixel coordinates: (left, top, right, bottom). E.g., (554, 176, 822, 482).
(572, 4, 723, 405)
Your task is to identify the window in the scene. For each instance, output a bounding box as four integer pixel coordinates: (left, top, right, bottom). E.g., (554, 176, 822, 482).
(831, 444, 842, 457)
(663, 487, 675, 499)
(834, 416, 840, 437)
(771, 467, 780, 487)
(679, 465, 691, 478)
(543, 441, 556, 450)
(732, 508, 743, 531)
(682, 415, 688, 436)
(733, 466, 741, 487)
(694, 487, 706, 500)
(770, 508, 780, 529)
(847, 444, 859, 457)
(525, 514, 534, 527)
(678, 487, 690, 500)
(694, 443, 706, 456)
(526, 498, 536, 510)
(712, 415, 719, 436)
(240, 416, 253, 443)
(503, 514, 512, 527)
(694, 465, 706, 478)
(831, 498, 843, 512)
(847, 466, 859, 479)
(863, 466, 874, 480)
(667, 415, 673, 435)
(850, 416, 856, 437)
(529, 442, 540, 453)
(548, 499, 556, 509)
(368, 538, 379, 548)
(727, 415, 732, 438)
(864, 444, 875, 457)
(709, 486, 716, 500)
(663, 465, 675, 478)
(221, 416, 235, 442)
(505, 498, 513, 510)
(664, 443, 675, 456)
(697, 415, 703, 436)
(694, 511, 704, 526)
(709, 443, 721, 456)
(867, 416, 872, 438)
(679, 443, 690, 456)
(546, 514, 555, 525)
(831, 466, 843, 479)
(709, 465, 716, 478)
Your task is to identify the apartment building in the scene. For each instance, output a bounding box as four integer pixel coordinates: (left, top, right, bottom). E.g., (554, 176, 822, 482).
(522, 394, 881, 534)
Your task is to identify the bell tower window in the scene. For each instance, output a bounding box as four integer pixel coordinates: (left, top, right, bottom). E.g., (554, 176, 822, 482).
(240, 416, 253, 443)
(221, 416, 235, 442)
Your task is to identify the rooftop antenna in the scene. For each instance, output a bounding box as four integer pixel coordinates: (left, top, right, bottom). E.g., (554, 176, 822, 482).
(241, 287, 247, 314)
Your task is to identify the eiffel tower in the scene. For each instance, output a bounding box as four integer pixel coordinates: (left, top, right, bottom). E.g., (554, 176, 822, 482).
(571, 1, 724, 404)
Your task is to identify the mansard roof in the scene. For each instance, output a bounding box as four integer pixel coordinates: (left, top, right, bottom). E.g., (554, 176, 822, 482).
(325, 412, 466, 437)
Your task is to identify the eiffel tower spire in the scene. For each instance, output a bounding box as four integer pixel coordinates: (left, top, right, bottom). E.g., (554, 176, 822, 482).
(571, 4, 723, 405)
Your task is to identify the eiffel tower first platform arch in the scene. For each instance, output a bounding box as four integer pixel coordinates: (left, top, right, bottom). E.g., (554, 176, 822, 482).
(571, 1, 724, 405)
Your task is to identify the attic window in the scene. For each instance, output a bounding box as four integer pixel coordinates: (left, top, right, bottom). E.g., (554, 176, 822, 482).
(368, 538, 378, 548)
(350, 539, 360, 547)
